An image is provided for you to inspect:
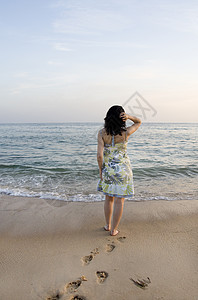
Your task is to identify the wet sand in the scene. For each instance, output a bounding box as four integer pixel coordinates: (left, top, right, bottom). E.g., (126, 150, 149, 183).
(0, 194, 198, 300)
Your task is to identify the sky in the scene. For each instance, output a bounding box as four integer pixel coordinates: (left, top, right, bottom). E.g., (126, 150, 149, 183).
(0, 0, 198, 123)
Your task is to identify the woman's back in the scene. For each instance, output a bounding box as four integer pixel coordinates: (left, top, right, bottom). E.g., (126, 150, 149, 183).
(100, 128, 128, 146)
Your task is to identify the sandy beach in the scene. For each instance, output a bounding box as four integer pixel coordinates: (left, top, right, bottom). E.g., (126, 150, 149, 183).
(0, 195, 198, 300)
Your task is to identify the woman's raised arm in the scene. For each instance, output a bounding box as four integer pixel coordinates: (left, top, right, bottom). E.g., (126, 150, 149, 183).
(120, 112, 141, 137)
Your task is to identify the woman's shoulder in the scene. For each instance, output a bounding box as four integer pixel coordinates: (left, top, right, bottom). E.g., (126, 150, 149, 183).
(98, 127, 105, 136)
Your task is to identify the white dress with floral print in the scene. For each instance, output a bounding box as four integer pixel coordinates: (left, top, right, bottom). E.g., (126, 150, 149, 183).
(97, 131, 134, 198)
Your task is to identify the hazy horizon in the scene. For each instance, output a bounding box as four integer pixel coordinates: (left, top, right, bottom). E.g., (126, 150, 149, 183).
(0, 121, 197, 124)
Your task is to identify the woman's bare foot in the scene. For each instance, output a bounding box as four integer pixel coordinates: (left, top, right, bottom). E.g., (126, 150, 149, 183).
(110, 229, 119, 236)
(104, 225, 111, 231)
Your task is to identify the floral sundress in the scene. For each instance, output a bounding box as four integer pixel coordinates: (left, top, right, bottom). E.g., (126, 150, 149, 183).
(97, 130, 134, 198)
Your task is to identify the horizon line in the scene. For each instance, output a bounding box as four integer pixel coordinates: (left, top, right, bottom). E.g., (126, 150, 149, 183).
(0, 121, 197, 125)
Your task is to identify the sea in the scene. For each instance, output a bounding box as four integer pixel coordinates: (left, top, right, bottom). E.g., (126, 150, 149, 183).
(0, 122, 197, 203)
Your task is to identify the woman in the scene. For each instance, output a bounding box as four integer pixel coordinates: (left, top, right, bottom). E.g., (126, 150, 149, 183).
(97, 105, 141, 236)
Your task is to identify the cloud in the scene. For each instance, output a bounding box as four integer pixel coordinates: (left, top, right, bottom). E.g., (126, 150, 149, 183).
(152, 2, 198, 34)
(54, 43, 72, 51)
(50, 0, 149, 51)
(10, 73, 79, 95)
(47, 60, 63, 66)
(52, 1, 131, 35)
(53, 38, 149, 49)
(14, 72, 29, 78)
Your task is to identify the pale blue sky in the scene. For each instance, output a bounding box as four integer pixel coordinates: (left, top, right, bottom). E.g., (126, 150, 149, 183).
(0, 0, 198, 123)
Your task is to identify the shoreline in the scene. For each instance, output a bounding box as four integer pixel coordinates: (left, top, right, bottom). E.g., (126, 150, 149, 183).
(0, 190, 197, 204)
(0, 194, 198, 299)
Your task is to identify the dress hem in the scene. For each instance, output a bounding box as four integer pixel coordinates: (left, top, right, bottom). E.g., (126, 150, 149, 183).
(97, 188, 134, 198)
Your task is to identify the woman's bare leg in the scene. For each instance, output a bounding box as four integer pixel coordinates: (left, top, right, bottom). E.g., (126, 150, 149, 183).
(104, 195, 114, 230)
(111, 197, 125, 235)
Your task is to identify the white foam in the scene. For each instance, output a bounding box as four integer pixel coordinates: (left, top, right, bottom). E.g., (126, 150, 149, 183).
(0, 187, 196, 203)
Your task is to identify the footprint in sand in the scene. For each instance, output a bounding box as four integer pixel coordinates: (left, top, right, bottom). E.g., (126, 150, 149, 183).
(81, 248, 99, 265)
(66, 280, 82, 293)
(65, 276, 87, 293)
(46, 290, 62, 299)
(96, 271, 108, 283)
(82, 254, 94, 265)
(105, 243, 116, 253)
(130, 277, 151, 289)
(70, 296, 86, 300)
(45, 276, 87, 300)
(117, 236, 126, 243)
(90, 248, 100, 255)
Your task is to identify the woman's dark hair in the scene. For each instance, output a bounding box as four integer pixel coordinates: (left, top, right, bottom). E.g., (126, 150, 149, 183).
(104, 105, 127, 136)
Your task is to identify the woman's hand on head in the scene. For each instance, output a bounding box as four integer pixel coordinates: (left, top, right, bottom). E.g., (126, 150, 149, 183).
(120, 112, 128, 121)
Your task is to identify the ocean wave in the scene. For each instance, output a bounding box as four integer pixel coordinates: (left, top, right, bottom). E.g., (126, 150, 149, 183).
(0, 163, 197, 179)
(0, 187, 104, 202)
(133, 165, 198, 178)
(0, 187, 196, 203)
